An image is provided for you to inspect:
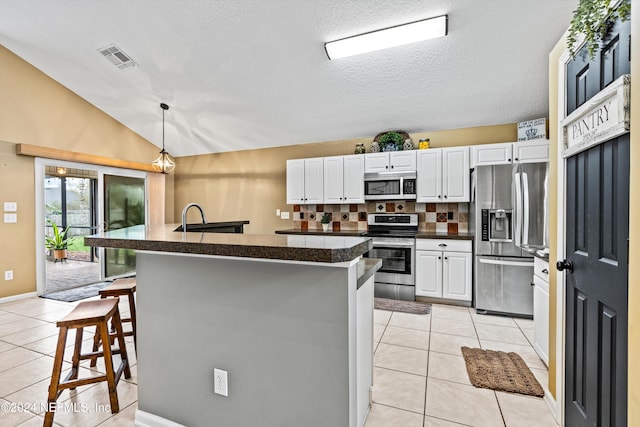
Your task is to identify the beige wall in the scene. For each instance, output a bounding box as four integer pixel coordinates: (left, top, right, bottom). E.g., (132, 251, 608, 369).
(173, 124, 517, 234)
(0, 45, 161, 298)
(628, 1, 640, 424)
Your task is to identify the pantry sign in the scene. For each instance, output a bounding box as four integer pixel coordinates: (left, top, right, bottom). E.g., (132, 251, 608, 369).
(561, 74, 630, 158)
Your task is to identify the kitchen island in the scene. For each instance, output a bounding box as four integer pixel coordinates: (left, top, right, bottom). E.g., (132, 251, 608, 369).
(85, 225, 377, 427)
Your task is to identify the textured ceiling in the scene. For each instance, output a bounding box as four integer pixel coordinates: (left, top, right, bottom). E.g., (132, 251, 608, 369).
(0, 0, 576, 156)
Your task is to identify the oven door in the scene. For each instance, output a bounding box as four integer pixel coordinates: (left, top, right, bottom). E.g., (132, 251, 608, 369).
(365, 239, 415, 286)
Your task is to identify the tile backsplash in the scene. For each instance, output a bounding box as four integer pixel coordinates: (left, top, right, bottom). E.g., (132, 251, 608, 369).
(291, 202, 469, 234)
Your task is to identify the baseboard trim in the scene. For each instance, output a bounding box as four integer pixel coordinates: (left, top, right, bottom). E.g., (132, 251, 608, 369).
(0, 292, 37, 304)
(544, 391, 558, 423)
(135, 410, 185, 427)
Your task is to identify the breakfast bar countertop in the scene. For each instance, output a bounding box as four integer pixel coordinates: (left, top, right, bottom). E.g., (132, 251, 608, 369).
(84, 224, 372, 263)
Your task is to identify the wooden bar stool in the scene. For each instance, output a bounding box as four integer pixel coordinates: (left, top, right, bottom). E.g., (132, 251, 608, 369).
(98, 277, 137, 351)
(44, 298, 131, 427)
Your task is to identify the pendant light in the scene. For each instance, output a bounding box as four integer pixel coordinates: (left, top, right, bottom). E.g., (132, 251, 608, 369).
(151, 103, 176, 174)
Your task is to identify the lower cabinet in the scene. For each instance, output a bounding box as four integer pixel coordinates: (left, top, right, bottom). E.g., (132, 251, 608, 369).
(415, 239, 472, 302)
(533, 257, 550, 366)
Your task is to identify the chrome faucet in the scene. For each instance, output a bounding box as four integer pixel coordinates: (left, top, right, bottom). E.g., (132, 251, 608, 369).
(181, 203, 207, 232)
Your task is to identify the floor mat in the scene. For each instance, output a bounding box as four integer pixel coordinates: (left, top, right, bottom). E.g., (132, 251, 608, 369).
(461, 346, 544, 397)
(374, 298, 431, 315)
(41, 281, 111, 302)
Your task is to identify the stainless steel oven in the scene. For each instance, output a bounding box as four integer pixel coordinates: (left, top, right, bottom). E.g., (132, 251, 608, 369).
(364, 172, 417, 200)
(364, 213, 418, 301)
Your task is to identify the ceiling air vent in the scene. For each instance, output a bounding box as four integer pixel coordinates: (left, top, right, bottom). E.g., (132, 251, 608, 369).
(97, 44, 137, 70)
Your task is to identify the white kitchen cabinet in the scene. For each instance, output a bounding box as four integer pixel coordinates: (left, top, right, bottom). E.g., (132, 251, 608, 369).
(323, 155, 364, 204)
(415, 239, 472, 302)
(533, 256, 550, 366)
(514, 140, 550, 163)
(471, 141, 549, 167)
(364, 151, 416, 173)
(416, 147, 470, 203)
(286, 157, 324, 204)
(471, 142, 513, 167)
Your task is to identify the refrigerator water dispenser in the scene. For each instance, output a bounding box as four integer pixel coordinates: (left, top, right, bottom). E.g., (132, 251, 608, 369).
(481, 208, 513, 242)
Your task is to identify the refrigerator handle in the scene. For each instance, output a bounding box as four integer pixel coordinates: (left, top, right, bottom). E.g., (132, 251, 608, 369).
(522, 172, 530, 246)
(513, 171, 522, 248)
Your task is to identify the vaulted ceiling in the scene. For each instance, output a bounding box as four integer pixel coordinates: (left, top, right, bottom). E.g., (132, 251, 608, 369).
(0, 0, 576, 156)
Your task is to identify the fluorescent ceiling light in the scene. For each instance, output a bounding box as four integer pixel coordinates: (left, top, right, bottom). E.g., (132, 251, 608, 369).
(325, 15, 448, 60)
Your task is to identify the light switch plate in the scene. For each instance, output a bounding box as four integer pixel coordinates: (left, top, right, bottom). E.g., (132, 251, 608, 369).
(3, 202, 17, 212)
(4, 213, 17, 223)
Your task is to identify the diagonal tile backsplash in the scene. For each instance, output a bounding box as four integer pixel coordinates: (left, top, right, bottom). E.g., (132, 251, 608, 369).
(291, 202, 469, 234)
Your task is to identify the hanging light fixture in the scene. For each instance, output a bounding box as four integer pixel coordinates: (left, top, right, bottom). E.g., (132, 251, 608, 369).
(151, 102, 176, 174)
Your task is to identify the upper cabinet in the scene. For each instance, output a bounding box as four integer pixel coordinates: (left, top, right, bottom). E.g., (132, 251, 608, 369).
(416, 147, 470, 203)
(286, 158, 324, 204)
(324, 155, 365, 204)
(364, 151, 416, 173)
(471, 140, 549, 167)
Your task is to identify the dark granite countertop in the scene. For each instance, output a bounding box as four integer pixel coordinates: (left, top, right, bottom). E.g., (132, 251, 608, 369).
(357, 258, 382, 289)
(85, 224, 372, 263)
(415, 232, 474, 240)
(276, 229, 365, 237)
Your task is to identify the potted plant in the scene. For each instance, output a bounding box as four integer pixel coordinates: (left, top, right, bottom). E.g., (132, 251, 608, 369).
(320, 213, 332, 232)
(45, 220, 75, 262)
(377, 131, 405, 151)
(567, 0, 630, 58)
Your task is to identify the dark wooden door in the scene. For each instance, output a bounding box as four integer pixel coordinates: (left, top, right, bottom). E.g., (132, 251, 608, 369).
(563, 11, 630, 427)
(564, 137, 629, 427)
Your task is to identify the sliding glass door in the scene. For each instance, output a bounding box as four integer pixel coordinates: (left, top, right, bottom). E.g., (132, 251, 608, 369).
(104, 174, 146, 278)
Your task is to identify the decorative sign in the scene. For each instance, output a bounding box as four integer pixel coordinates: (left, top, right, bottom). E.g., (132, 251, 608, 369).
(562, 74, 630, 158)
(518, 118, 547, 141)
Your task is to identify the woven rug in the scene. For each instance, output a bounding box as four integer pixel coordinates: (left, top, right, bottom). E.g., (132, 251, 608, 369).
(41, 281, 111, 302)
(374, 298, 431, 315)
(461, 347, 544, 397)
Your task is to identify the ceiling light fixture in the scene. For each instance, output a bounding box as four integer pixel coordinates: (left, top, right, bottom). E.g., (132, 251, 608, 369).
(151, 103, 176, 174)
(56, 167, 67, 175)
(324, 15, 448, 60)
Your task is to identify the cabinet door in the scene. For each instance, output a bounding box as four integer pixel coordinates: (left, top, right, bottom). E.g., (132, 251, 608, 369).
(364, 153, 389, 173)
(471, 142, 513, 167)
(390, 151, 417, 171)
(514, 140, 549, 163)
(442, 147, 470, 202)
(415, 250, 442, 298)
(416, 149, 442, 202)
(323, 156, 344, 203)
(286, 159, 305, 204)
(343, 155, 365, 203)
(442, 251, 472, 301)
(533, 275, 549, 365)
(304, 158, 324, 204)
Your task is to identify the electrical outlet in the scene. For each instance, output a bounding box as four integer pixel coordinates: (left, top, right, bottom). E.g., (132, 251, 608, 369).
(280, 211, 290, 220)
(3, 202, 17, 212)
(214, 368, 228, 396)
(4, 270, 13, 281)
(3, 213, 17, 223)
(276, 209, 281, 216)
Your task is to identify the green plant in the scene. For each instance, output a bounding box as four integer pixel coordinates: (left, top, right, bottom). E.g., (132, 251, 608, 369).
(377, 131, 405, 150)
(567, 0, 630, 59)
(45, 220, 75, 250)
(320, 213, 332, 224)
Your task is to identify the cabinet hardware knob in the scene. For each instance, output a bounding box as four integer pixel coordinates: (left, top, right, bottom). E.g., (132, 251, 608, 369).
(444, 195, 448, 199)
(385, 165, 389, 169)
(541, 268, 549, 274)
(439, 243, 447, 247)
(444, 257, 448, 260)
(391, 165, 394, 169)
(531, 282, 535, 287)
(515, 158, 519, 161)
(438, 256, 441, 260)
(508, 158, 511, 162)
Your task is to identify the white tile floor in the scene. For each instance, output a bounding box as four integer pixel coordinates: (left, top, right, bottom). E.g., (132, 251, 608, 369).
(366, 304, 558, 427)
(0, 297, 557, 426)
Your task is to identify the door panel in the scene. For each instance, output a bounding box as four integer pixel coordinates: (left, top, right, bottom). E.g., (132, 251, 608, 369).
(564, 136, 629, 427)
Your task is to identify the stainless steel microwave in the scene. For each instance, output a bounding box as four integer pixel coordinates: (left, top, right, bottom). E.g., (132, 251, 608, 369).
(364, 171, 417, 200)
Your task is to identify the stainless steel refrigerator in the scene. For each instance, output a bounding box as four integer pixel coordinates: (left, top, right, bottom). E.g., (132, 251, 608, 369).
(470, 162, 548, 317)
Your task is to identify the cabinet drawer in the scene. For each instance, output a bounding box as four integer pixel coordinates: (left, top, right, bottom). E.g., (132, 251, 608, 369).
(534, 257, 550, 281)
(416, 239, 471, 252)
